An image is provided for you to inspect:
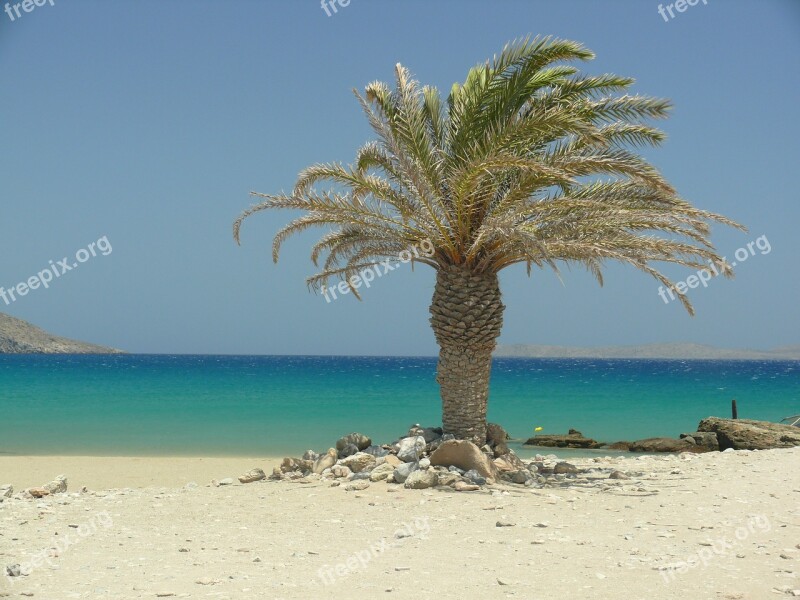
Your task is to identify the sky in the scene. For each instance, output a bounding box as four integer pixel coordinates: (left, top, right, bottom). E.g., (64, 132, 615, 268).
(1, 0, 798, 355)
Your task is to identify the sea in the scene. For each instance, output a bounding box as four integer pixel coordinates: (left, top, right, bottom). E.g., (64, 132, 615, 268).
(0, 355, 797, 458)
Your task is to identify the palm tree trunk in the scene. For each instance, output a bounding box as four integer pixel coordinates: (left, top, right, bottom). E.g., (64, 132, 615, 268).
(429, 265, 505, 445)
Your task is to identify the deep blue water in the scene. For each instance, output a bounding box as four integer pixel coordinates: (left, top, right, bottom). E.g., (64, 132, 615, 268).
(0, 355, 797, 457)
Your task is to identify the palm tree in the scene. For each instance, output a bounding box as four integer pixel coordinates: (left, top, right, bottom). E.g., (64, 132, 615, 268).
(234, 37, 743, 445)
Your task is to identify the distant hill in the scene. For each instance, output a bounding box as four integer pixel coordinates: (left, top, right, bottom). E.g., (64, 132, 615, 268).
(494, 342, 800, 360)
(0, 313, 122, 354)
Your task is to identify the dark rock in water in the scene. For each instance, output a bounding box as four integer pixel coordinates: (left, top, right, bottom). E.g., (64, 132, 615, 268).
(628, 438, 706, 453)
(463, 469, 487, 485)
(338, 443, 360, 459)
(605, 441, 632, 451)
(698, 417, 800, 450)
(523, 431, 602, 449)
(680, 431, 719, 451)
(553, 462, 579, 475)
(336, 433, 372, 452)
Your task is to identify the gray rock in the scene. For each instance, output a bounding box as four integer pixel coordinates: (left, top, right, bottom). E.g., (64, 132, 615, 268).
(351, 471, 371, 480)
(448, 466, 465, 475)
(392, 462, 418, 484)
(609, 470, 629, 480)
(463, 469, 487, 486)
(5, 564, 21, 577)
(509, 470, 532, 484)
(397, 436, 426, 462)
(404, 470, 438, 489)
(336, 433, 372, 452)
(553, 462, 578, 475)
(0, 484, 12, 498)
(43, 475, 67, 494)
(338, 443, 360, 459)
(362, 445, 390, 457)
(217, 478, 235, 486)
(302, 450, 319, 461)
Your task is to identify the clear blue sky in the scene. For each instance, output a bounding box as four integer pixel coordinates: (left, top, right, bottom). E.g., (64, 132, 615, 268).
(1, 0, 798, 355)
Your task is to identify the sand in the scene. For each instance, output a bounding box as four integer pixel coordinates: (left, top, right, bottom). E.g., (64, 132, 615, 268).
(1, 449, 799, 599)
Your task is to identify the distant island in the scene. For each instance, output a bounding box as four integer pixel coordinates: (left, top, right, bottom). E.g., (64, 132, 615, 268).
(0, 313, 122, 354)
(495, 342, 800, 360)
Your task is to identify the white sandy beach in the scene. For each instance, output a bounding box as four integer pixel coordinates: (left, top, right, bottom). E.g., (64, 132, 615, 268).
(1, 449, 799, 599)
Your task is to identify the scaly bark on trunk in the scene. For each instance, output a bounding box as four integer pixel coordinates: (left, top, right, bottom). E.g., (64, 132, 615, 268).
(429, 265, 505, 445)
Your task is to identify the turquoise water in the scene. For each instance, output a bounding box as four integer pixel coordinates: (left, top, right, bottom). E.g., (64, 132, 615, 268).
(0, 355, 797, 457)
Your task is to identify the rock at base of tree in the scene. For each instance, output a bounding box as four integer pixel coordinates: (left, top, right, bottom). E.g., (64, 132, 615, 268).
(313, 448, 338, 474)
(404, 469, 438, 489)
(238, 468, 266, 484)
(392, 462, 418, 484)
(462, 469, 487, 486)
(396, 436, 426, 462)
(493, 451, 526, 472)
(335, 433, 372, 453)
(429, 439, 499, 478)
(697, 417, 800, 450)
(340, 452, 377, 473)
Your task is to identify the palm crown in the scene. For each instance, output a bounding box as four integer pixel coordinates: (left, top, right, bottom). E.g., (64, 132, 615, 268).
(234, 37, 743, 443)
